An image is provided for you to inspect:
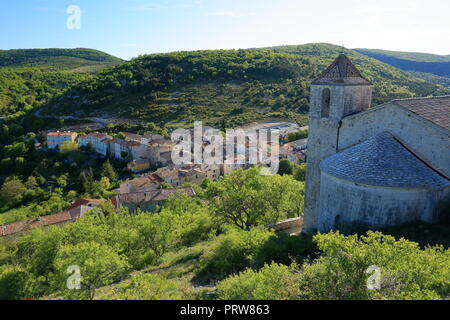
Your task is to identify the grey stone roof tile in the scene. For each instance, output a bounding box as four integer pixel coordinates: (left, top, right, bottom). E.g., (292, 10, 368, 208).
(320, 132, 450, 188)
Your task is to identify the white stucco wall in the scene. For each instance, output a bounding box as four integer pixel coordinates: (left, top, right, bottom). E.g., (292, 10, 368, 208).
(318, 171, 445, 233)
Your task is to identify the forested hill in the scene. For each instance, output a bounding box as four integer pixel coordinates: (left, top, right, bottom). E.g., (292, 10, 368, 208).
(0, 48, 123, 72)
(354, 48, 450, 78)
(42, 43, 450, 128)
(0, 49, 124, 118)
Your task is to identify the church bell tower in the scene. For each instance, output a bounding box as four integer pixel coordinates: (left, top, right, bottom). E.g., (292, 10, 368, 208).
(303, 54, 373, 234)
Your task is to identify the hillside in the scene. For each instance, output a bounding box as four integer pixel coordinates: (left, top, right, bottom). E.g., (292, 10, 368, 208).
(0, 49, 124, 118)
(355, 48, 450, 78)
(40, 43, 450, 128)
(0, 68, 92, 118)
(0, 48, 123, 73)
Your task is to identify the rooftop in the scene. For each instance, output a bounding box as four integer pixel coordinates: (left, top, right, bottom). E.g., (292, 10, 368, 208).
(312, 54, 372, 86)
(107, 138, 141, 147)
(47, 131, 77, 137)
(392, 95, 450, 131)
(81, 132, 112, 139)
(118, 187, 196, 204)
(67, 198, 101, 210)
(320, 132, 450, 188)
(123, 173, 164, 189)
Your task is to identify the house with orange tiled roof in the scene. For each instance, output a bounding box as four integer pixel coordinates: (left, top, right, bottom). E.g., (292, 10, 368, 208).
(67, 198, 101, 210)
(119, 173, 164, 194)
(77, 132, 112, 156)
(0, 198, 100, 239)
(105, 138, 148, 161)
(47, 131, 78, 149)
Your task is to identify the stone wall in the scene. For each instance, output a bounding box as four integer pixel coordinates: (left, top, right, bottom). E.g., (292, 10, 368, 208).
(303, 83, 373, 233)
(318, 171, 446, 233)
(268, 217, 303, 234)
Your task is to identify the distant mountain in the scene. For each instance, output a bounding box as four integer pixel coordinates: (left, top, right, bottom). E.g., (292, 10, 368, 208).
(40, 43, 450, 128)
(0, 48, 123, 73)
(354, 48, 450, 78)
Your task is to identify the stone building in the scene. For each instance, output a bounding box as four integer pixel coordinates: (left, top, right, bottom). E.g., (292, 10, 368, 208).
(112, 187, 196, 213)
(77, 132, 112, 156)
(46, 131, 78, 149)
(303, 54, 450, 234)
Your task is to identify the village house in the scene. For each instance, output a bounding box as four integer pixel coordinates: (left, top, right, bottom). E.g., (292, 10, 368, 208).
(105, 138, 146, 160)
(123, 132, 144, 144)
(154, 165, 184, 186)
(0, 198, 100, 239)
(154, 164, 219, 186)
(142, 133, 165, 145)
(200, 164, 222, 180)
(112, 187, 196, 212)
(147, 139, 176, 165)
(77, 132, 112, 156)
(46, 131, 78, 149)
(281, 138, 308, 163)
(119, 173, 165, 194)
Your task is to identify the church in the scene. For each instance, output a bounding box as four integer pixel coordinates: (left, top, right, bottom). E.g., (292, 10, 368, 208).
(303, 54, 450, 234)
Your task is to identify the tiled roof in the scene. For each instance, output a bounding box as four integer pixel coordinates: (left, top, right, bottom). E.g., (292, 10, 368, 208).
(392, 95, 450, 130)
(123, 132, 143, 142)
(312, 54, 372, 85)
(108, 138, 141, 147)
(155, 166, 181, 179)
(83, 132, 112, 139)
(143, 133, 165, 141)
(0, 211, 72, 237)
(47, 131, 77, 137)
(118, 187, 196, 204)
(124, 173, 164, 190)
(67, 198, 101, 210)
(320, 132, 450, 188)
(1, 199, 101, 237)
(149, 139, 176, 147)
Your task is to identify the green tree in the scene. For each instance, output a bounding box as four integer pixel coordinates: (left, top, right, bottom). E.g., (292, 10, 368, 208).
(0, 177, 27, 207)
(205, 168, 304, 230)
(112, 274, 184, 300)
(297, 231, 450, 300)
(59, 140, 78, 153)
(135, 211, 179, 258)
(217, 263, 300, 300)
(293, 163, 307, 181)
(278, 159, 294, 175)
(54, 242, 129, 300)
(101, 160, 117, 181)
(0, 265, 31, 300)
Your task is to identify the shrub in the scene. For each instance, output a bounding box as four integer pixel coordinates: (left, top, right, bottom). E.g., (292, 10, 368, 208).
(254, 232, 317, 268)
(195, 228, 273, 282)
(0, 265, 31, 300)
(297, 231, 450, 300)
(112, 274, 187, 300)
(217, 263, 300, 300)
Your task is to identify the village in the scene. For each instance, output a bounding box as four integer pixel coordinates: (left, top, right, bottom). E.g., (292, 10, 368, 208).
(1, 120, 307, 238)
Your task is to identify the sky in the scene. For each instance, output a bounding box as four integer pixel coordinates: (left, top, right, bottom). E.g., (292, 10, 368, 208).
(1, 0, 449, 60)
